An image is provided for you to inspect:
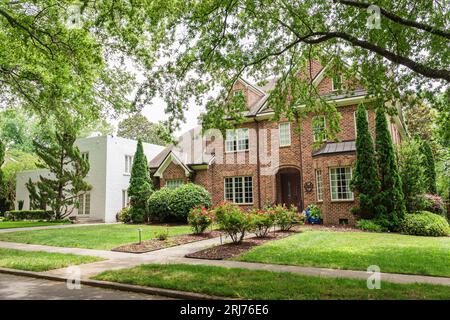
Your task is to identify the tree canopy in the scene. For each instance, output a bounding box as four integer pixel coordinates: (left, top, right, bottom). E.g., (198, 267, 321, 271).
(117, 114, 174, 145)
(1, 1, 448, 132)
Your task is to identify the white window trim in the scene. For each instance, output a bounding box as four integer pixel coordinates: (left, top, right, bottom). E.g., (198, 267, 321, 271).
(312, 116, 327, 142)
(279, 122, 291, 147)
(224, 176, 253, 205)
(225, 128, 250, 153)
(122, 189, 129, 209)
(315, 169, 323, 202)
(124, 155, 133, 175)
(78, 192, 91, 215)
(329, 167, 354, 202)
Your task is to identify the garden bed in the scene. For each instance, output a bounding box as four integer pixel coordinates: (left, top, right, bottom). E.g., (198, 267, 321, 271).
(111, 230, 222, 253)
(185, 229, 300, 260)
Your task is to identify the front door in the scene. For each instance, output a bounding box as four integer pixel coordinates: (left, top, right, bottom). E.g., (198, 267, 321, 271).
(279, 171, 301, 208)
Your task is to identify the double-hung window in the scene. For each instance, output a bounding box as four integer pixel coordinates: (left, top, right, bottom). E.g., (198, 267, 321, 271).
(122, 189, 129, 208)
(166, 179, 184, 189)
(124, 155, 133, 174)
(329, 167, 354, 201)
(225, 128, 249, 152)
(312, 116, 327, 142)
(224, 176, 253, 204)
(315, 169, 323, 202)
(78, 192, 91, 215)
(279, 123, 291, 147)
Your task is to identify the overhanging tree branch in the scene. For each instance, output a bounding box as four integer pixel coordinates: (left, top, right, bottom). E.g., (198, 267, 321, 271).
(336, 0, 450, 39)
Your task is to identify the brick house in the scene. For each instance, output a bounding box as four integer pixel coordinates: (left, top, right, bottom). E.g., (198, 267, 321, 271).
(149, 62, 406, 226)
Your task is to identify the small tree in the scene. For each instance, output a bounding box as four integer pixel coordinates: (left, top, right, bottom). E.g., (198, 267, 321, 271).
(350, 104, 380, 219)
(0, 139, 10, 213)
(26, 128, 90, 219)
(375, 108, 406, 230)
(128, 139, 153, 222)
(419, 140, 437, 194)
(397, 139, 426, 213)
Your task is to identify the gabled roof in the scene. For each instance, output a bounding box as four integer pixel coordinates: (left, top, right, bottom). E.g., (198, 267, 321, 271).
(149, 126, 215, 173)
(153, 151, 192, 178)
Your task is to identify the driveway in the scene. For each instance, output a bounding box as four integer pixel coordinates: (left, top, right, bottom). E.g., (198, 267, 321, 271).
(0, 273, 173, 300)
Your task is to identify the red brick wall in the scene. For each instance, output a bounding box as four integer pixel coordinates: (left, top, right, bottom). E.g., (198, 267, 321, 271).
(158, 162, 189, 188)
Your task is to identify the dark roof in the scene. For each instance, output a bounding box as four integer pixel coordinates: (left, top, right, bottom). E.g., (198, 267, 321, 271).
(312, 141, 356, 157)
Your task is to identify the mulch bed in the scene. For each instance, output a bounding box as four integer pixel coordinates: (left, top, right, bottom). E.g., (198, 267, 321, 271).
(185, 229, 299, 260)
(111, 231, 223, 254)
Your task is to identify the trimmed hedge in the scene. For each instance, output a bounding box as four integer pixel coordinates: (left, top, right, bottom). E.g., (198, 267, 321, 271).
(400, 211, 449, 237)
(4, 210, 54, 221)
(147, 183, 212, 222)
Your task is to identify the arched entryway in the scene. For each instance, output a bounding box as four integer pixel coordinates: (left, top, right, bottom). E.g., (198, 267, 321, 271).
(276, 167, 302, 210)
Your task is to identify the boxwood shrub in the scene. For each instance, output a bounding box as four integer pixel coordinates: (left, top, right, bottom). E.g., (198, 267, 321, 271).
(400, 211, 449, 237)
(4, 210, 54, 221)
(356, 219, 385, 232)
(147, 183, 212, 222)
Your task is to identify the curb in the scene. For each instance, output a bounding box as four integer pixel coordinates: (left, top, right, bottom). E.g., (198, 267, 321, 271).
(0, 267, 226, 300)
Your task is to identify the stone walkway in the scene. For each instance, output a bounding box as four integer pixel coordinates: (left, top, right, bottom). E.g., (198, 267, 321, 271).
(0, 236, 449, 286)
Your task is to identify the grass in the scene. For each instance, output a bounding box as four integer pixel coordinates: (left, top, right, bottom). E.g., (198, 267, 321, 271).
(0, 223, 192, 250)
(93, 264, 450, 300)
(0, 248, 102, 272)
(235, 229, 450, 277)
(0, 220, 70, 229)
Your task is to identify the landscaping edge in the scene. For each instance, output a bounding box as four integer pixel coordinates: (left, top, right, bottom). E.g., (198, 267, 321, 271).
(0, 267, 229, 300)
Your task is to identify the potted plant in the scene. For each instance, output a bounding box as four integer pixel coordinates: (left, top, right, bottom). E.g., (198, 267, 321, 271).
(304, 204, 322, 224)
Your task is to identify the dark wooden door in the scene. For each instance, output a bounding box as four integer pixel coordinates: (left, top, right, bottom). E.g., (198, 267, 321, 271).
(280, 172, 300, 208)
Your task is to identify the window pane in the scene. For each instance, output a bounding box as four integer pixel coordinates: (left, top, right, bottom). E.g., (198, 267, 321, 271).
(279, 123, 291, 146)
(237, 129, 249, 151)
(330, 167, 353, 200)
(315, 169, 323, 201)
(312, 116, 326, 142)
(224, 178, 234, 201)
(244, 177, 253, 203)
(234, 177, 243, 203)
(85, 193, 90, 215)
(166, 179, 183, 189)
(78, 194, 84, 215)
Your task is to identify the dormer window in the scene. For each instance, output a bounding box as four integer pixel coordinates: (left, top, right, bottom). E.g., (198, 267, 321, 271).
(332, 74, 343, 91)
(233, 89, 243, 97)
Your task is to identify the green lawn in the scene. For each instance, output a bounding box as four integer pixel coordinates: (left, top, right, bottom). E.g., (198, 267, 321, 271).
(0, 224, 192, 250)
(0, 220, 70, 229)
(236, 230, 450, 277)
(0, 248, 102, 272)
(93, 264, 450, 300)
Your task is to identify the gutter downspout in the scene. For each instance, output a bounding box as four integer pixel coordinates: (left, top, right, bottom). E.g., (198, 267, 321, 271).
(254, 118, 262, 209)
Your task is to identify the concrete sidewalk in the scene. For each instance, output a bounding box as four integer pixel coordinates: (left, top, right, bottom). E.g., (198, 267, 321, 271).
(0, 236, 449, 286)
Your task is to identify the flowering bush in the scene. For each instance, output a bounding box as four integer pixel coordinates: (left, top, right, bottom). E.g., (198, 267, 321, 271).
(213, 201, 252, 244)
(188, 206, 213, 234)
(270, 204, 304, 231)
(420, 194, 446, 216)
(248, 209, 276, 238)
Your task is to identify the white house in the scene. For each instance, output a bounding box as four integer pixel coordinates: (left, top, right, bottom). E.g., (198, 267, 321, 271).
(15, 135, 164, 223)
